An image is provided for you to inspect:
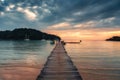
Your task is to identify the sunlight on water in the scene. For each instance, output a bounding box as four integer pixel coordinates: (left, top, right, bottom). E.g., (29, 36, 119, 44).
(0, 40, 120, 80)
(0, 40, 54, 80)
(65, 41, 120, 80)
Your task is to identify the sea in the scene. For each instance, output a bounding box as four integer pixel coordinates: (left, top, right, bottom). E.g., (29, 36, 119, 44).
(0, 40, 120, 80)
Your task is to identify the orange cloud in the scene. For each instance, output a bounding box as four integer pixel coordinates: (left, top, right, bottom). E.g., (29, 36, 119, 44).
(43, 27, 120, 41)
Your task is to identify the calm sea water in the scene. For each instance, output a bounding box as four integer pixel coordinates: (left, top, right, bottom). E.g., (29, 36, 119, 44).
(0, 40, 54, 80)
(0, 41, 120, 80)
(65, 41, 120, 80)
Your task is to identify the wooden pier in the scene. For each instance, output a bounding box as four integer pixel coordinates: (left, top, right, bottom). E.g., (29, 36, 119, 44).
(36, 42, 83, 80)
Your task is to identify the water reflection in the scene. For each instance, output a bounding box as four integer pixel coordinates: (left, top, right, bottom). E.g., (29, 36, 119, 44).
(1, 67, 40, 80)
(0, 40, 54, 80)
(65, 41, 120, 80)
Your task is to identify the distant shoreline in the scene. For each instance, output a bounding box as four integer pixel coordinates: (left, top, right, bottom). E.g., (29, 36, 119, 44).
(106, 36, 120, 41)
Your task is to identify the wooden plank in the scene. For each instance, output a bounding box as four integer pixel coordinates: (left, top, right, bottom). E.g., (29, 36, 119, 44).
(36, 42, 83, 80)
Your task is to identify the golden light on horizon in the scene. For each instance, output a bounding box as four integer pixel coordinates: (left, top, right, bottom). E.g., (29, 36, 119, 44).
(43, 28, 120, 41)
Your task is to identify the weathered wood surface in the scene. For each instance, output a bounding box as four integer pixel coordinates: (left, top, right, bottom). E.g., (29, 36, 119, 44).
(36, 42, 83, 80)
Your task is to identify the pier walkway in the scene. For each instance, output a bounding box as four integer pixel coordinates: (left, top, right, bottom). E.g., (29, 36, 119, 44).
(36, 42, 83, 80)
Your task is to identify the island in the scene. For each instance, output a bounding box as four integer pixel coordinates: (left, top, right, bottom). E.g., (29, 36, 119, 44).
(106, 36, 120, 41)
(0, 28, 61, 41)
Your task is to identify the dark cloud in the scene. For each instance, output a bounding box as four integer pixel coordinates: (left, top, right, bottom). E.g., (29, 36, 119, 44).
(70, 0, 120, 22)
(0, 5, 4, 11)
(0, 0, 120, 30)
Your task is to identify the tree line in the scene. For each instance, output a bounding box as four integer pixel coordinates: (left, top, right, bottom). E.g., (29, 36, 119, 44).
(0, 28, 61, 41)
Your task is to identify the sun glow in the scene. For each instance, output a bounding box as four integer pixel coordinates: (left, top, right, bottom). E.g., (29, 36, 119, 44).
(44, 28, 120, 41)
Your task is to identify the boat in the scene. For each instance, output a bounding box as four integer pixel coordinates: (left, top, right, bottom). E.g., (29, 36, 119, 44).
(66, 40, 82, 44)
(24, 34, 30, 41)
(61, 41, 66, 45)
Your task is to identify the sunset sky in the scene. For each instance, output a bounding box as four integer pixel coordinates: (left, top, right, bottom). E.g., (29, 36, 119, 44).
(0, 0, 120, 41)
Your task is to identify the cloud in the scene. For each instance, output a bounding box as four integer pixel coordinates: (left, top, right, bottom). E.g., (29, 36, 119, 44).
(0, 11, 4, 15)
(0, 0, 120, 31)
(5, 6, 10, 11)
(23, 9, 37, 20)
(16, 7, 37, 20)
(48, 22, 71, 30)
(100, 17, 115, 23)
(5, 4, 15, 11)
(71, 0, 120, 23)
(9, 4, 15, 8)
(74, 21, 96, 28)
